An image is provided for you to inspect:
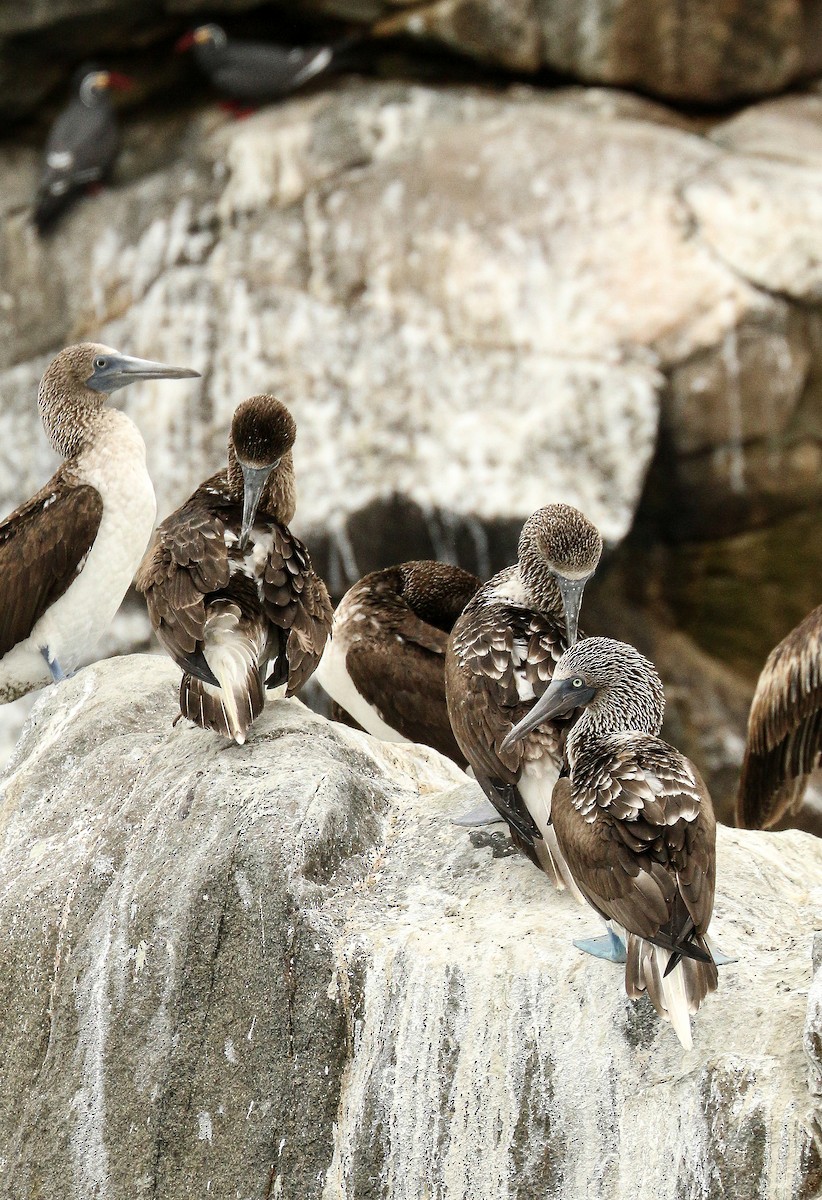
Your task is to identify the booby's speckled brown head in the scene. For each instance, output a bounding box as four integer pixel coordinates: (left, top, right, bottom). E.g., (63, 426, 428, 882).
(230, 394, 296, 469)
(228, 395, 297, 544)
(518, 503, 603, 647)
(38, 342, 199, 459)
(501, 636, 665, 752)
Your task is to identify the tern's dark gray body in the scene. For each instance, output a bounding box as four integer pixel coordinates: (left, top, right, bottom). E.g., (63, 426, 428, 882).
(0, 342, 199, 702)
(34, 67, 125, 233)
(316, 560, 481, 765)
(138, 394, 332, 744)
(179, 24, 360, 101)
(445, 503, 603, 889)
(736, 603, 822, 830)
(503, 636, 718, 1050)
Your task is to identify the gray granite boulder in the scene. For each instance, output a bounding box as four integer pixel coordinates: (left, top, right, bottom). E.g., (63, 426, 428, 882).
(0, 653, 820, 1197)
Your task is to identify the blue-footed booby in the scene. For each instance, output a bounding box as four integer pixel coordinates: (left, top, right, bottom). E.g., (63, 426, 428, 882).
(736, 603, 822, 829)
(502, 636, 718, 1051)
(0, 343, 200, 702)
(175, 24, 361, 104)
(138, 394, 332, 744)
(316, 561, 481, 764)
(34, 66, 131, 234)
(445, 503, 603, 888)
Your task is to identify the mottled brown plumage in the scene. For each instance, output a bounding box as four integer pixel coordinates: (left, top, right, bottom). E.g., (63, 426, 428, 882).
(504, 637, 718, 1049)
(445, 504, 603, 882)
(736, 604, 822, 829)
(138, 394, 331, 742)
(318, 561, 481, 764)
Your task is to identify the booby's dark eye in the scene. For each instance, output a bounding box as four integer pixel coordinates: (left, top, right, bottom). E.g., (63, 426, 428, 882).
(572, 677, 584, 688)
(95, 357, 107, 369)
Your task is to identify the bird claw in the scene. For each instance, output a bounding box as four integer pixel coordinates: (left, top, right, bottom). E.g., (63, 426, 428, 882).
(573, 928, 627, 963)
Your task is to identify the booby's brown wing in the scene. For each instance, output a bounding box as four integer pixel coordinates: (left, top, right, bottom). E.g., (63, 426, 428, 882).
(260, 525, 332, 695)
(0, 474, 102, 658)
(736, 605, 822, 829)
(136, 494, 231, 679)
(344, 631, 466, 762)
(445, 599, 566, 787)
(553, 735, 716, 949)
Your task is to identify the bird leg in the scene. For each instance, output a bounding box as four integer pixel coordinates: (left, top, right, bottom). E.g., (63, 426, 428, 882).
(40, 646, 68, 683)
(218, 100, 258, 120)
(573, 925, 627, 964)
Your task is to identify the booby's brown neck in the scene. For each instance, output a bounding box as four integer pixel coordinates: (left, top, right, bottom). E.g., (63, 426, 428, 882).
(37, 375, 107, 460)
(227, 444, 296, 525)
(566, 677, 665, 765)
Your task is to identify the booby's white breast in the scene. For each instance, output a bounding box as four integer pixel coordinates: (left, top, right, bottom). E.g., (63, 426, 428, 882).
(0, 411, 156, 701)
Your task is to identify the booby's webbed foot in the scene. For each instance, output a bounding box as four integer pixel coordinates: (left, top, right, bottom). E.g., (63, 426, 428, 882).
(41, 647, 68, 683)
(450, 800, 504, 828)
(706, 938, 737, 967)
(574, 928, 627, 964)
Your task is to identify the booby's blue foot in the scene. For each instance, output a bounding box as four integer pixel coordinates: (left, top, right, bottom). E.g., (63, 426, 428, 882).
(708, 942, 737, 967)
(41, 647, 67, 683)
(451, 801, 504, 828)
(573, 928, 627, 964)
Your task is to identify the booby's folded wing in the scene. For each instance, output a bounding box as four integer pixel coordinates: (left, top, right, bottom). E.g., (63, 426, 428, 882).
(260, 525, 332, 695)
(555, 737, 716, 953)
(136, 500, 230, 684)
(736, 605, 822, 829)
(0, 476, 103, 659)
(446, 604, 566, 786)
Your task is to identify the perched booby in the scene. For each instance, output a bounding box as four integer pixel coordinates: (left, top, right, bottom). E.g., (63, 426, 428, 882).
(316, 561, 481, 764)
(502, 637, 718, 1050)
(0, 343, 199, 702)
(175, 24, 361, 103)
(138, 394, 332, 744)
(445, 503, 603, 889)
(34, 65, 131, 234)
(736, 603, 822, 830)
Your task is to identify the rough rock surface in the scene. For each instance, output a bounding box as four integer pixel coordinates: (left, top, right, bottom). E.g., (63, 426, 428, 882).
(1, 0, 820, 112)
(0, 653, 820, 1197)
(3, 80, 822, 818)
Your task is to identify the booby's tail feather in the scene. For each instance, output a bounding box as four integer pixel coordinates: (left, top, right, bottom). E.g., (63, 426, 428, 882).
(626, 934, 718, 1050)
(180, 602, 266, 744)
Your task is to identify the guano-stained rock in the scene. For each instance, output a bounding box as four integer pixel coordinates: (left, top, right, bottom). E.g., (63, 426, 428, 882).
(0, 653, 820, 1198)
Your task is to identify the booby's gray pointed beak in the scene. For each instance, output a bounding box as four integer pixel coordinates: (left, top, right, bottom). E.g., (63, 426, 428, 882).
(555, 575, 589, 648)
(87, 353, 200, 394)
(501, 676, 594, 751)
(240, 464, 273, 548)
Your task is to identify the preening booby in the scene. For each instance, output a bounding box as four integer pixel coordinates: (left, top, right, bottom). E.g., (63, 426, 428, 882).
(0, 343, 200, 703)
(445, 503, 602, 889)
(502, 636, 718, 1051)
(34, 66, 131, 234)
(138, 394, 332, 744)
(316, 561, 481, 765)
(175, 23, 361, 103)
(736, 603, 822, 829)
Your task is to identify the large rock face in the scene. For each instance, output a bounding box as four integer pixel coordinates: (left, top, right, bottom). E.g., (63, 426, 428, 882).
(0, 654, 820, 1197)
(1, 0, 820, 111)
(3, 79, 822, 820)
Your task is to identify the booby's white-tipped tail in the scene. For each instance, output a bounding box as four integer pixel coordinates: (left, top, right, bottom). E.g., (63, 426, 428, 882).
(180, 602, 266, 744)
(626, 935, 718, 1051)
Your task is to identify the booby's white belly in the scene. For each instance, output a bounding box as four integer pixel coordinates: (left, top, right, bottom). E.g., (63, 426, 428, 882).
(0, 413, 156, 701)
(518, 762, 585, 902)
(315, 633, 408, 743)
